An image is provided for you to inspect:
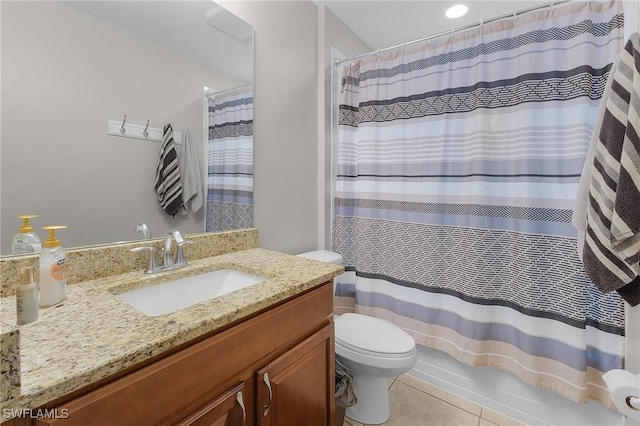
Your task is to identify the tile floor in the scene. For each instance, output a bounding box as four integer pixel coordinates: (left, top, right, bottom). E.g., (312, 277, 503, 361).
(342, 374, 524, 426)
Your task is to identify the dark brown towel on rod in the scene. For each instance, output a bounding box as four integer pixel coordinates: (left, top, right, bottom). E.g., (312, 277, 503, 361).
(582, 34, 640, 306)
(154, 124, 183, 217)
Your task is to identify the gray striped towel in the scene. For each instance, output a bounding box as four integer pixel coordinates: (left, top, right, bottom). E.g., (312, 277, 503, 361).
(583, 33, 640, 306)
(154, 124, 183, 217)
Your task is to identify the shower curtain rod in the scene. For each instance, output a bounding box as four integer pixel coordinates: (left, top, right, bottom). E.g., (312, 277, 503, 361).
(334, 0, 570, 66)
(206, 83, 253, 99)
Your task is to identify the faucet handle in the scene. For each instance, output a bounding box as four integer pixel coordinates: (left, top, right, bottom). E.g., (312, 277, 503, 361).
(174, 240, 193, 267)
(130, 246, 160, 274)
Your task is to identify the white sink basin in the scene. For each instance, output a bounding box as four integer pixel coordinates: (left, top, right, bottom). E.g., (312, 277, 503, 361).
(115, 269, 265, 317)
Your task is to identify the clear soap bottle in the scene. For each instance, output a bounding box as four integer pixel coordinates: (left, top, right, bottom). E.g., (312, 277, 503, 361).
(16, 267, 38, 324)
(39, 226, 68, 307)
(12, 215, 42, 254)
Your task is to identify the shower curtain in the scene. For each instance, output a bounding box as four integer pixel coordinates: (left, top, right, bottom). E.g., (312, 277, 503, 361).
(333, 1, 625, 407)
(206, 85, 254, 232)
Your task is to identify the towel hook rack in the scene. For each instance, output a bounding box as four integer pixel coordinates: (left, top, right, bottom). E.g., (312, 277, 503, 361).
(119, 115, 127, 134)
(142, 119, 150, 138)
(107, 119, 182, 144)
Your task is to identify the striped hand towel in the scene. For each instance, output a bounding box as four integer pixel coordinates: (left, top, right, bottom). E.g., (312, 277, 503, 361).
(154, 124, 183, 217)
(572, 59, 618, 260)
(583, 33, 640, 306)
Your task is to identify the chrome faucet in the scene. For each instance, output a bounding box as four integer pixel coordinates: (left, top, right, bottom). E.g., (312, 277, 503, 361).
(130, 229, 191, 274)
(163, 230, 186, 269)
(135, 223, 152, 239)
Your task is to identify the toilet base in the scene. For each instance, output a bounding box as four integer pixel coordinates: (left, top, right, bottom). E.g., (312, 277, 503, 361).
(345, 374, 390, 425)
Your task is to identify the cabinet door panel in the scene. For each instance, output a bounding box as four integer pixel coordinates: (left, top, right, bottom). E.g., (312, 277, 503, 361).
(256, 324, 334, 426)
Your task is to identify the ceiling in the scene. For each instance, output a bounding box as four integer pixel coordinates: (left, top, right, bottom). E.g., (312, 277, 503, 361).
(61, 1, 253, 82)
(61, 0, 553, 79)
(316, 0, 551, 52)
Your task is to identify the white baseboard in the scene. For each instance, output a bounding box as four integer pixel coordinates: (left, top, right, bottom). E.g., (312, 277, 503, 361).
(408, 345, 623, 426)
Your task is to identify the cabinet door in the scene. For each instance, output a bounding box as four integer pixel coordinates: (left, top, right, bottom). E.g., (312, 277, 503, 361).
(176, 382, 247, 426)
(256, 324, 334, 426)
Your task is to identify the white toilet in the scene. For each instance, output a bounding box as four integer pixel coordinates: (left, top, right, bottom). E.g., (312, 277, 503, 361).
(298, 250, 418, 425)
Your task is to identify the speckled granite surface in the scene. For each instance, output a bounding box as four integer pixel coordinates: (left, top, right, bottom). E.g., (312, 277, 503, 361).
(0, 229, 259, 297)
(0, 322, 20, 402)
(0, 231, 343, 419)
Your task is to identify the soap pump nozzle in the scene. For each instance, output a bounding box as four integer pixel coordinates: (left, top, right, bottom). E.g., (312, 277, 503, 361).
(42, 225, 67, 249)
(18, 215, 38, 233)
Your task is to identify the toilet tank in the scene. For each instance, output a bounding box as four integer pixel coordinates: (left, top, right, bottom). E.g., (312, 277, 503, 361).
(297, 250, 345, 295)
(297, 250, 343, 265)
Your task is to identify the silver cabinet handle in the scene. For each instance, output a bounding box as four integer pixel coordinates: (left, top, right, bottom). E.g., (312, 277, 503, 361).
(263, 372, 273, 416)
(236, 390, 246, 425)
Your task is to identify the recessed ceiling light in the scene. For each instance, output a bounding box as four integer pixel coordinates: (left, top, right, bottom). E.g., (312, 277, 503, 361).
(446, 4, 469, 19)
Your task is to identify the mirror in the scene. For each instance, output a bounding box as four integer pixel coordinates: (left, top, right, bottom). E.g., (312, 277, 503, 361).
(0, 0, 254, 255)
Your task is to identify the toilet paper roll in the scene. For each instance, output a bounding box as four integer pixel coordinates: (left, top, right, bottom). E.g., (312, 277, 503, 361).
(602, 369, 640, 420)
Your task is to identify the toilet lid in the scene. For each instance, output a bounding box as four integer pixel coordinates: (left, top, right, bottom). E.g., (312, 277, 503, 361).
(297, 250, 343, 265)
(335, 313, 415, 357)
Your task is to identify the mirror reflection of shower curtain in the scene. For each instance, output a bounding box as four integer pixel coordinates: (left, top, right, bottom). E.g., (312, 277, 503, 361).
(206, 85, 253, 232)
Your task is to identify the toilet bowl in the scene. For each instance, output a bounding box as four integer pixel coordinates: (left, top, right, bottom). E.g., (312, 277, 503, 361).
(335, 313, 417, 424)
(297, 251, 418, 425)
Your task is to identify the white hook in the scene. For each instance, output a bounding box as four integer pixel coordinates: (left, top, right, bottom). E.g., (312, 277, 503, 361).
(119, 114, 127, 134)
(142, 119, 149, 138)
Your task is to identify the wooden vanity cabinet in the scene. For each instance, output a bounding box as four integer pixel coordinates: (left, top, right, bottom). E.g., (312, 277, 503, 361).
(28, 282, 335, 426)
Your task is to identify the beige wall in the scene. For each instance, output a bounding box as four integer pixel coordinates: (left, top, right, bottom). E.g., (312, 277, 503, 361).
(219, 1, 320, 254)
(320, 7, 371, 249)
(220, 1, 371, 254)
(0, 1, 245, 252)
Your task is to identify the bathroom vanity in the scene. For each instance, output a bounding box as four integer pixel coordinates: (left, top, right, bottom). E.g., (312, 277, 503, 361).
(0, 230, 343, 425)
(33, 284, 333, 426)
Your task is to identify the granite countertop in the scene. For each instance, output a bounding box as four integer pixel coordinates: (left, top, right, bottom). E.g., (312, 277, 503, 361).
(0, 248, 343, 415)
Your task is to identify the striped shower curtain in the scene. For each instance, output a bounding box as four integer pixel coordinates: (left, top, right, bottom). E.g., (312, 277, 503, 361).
(206, 85, 254, 232)
(333, 1, 625, 408)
